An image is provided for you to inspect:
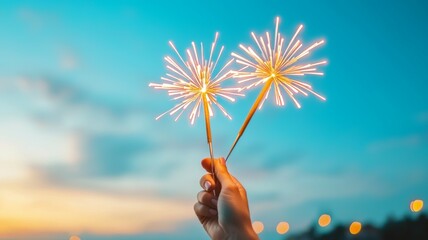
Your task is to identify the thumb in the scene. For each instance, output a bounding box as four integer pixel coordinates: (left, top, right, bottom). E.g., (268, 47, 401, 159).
(214, 157, 235, 189)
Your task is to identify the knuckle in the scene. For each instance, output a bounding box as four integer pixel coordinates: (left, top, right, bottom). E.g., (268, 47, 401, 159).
(224, 183, 239, 192)
(201, 158, 211, 166)
(199, 177, 205, 187)
(197, 191, 205, 202)
(202, 174, 211, 181)
(194, 202, 204, 215)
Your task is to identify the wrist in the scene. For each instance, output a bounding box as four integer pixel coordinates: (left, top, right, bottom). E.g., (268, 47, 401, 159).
(227, 223, 259, 240)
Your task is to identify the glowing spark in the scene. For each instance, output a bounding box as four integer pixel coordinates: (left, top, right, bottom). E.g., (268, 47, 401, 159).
(227, 17, 327, 160)
(149, 33, 242, 125)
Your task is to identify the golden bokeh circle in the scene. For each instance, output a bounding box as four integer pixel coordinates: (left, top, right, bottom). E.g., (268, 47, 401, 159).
(349, 221, 362, 235)
(318, 214, 331, 227)
(252, 221, 264, 234)
(410, 199, 424, 212)
(276, 221, 290, 234)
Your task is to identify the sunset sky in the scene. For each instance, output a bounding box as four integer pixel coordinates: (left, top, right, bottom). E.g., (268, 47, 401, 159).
(0, 0, 427, 239)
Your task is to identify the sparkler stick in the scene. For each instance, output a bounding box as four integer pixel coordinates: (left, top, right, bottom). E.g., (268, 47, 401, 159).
(226, 79, 272, 160)
(202, 95, 214, 159)
(226, 17, 326, 160)
(202, 95, 215, 187)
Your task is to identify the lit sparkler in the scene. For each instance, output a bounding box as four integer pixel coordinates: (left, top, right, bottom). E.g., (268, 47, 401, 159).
(226, 17, 327, 160)
(149, 33, 242, 161)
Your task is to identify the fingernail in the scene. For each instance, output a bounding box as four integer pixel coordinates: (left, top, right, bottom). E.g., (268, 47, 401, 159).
(209, 209, 218, 215)
(211, 198, 218, 206)
(220, 158, 226, 166)
(204, 181, 211, 191)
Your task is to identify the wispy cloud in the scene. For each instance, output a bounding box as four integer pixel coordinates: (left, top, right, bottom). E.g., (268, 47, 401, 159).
(59, 48, 79, 71)
(17, 8, 45, 29)
(417, 111, 428, 124)
(367, 134, 426, 153)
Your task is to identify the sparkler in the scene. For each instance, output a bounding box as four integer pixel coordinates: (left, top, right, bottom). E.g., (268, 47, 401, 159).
(226, 17, 327, 160)
(149, 33, 242, 178)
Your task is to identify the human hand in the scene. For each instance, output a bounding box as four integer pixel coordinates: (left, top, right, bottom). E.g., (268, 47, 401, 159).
(194, 157, 259, 240)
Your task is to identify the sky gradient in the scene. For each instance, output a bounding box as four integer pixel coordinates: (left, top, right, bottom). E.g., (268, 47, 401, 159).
(0, 0, 427, 239)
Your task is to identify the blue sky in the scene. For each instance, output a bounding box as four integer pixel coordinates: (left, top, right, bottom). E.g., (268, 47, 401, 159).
(0, 0, 427, 239)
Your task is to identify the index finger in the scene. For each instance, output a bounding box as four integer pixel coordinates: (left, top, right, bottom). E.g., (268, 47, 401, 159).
(201, 157, 214, 173)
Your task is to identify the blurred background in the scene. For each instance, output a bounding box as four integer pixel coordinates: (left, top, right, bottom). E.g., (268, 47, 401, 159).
(0, 0, 427, 239)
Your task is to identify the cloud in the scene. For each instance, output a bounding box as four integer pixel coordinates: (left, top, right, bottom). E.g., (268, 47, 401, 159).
(367, 133, 427, 153)
(0, 118, 79, 165)
(17, 7, 59, 30)
(248, 165, 389, 206)
(17, 8, 44, 29)
(0, 75, 155, 135)
(417, 111, 428, 124)
(366, 112, 428, 153)
(59, 48, 79, 71)
(82, 134, 151, 176)
(33, 137, 206, 198)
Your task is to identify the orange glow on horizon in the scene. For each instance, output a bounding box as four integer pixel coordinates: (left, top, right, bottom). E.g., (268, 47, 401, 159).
(69, 236, 81, 240)
(0, 181, 192, 236)
(318, 214, 331, 227)
(276, 221, 290, 234)
(252, 221, 264, 234)
(349, 221, 362, 235)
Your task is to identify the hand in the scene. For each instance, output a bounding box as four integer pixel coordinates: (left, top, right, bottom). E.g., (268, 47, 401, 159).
(194, 157, 259, 240)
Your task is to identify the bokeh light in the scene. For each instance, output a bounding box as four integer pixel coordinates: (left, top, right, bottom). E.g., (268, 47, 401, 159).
(69, 236, 80, 240)
(276, 221, 290, 235)
(410, 199, 424, 212)
(318, 214, 331, 227)
(252, 221, 264, 234)
(349, 221, 362, 235)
